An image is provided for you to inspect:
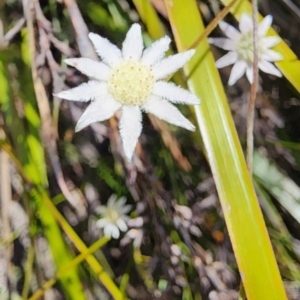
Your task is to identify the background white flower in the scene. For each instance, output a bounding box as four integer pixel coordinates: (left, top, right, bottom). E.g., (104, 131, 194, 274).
(96, 195, 132, 239)
(209, 14, 282, 85)
(56, 23, 200, 161)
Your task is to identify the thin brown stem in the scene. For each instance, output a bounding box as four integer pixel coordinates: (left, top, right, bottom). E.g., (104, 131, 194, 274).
(247, 0, 259, 175)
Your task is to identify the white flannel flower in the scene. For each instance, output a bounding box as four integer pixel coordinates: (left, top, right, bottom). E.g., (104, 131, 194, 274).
(56, 23, 200, 161)
(96, 194, 132, 239)
(209, 14, 282, 85)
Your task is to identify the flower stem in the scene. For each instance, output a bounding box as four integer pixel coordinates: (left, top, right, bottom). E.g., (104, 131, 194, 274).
(247, 0, 259, 174)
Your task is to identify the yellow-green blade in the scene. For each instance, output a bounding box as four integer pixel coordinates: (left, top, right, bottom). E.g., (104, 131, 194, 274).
(164, 0, 287, 299)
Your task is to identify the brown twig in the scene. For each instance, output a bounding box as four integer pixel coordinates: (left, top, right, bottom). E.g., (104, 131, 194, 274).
(22, 0, 83, 210)
(3, 18, 26, 43)
(189, 0, 240, 49)
(0, 130, 12, 296)
(247, 0, 259, 174)
(63, 0, 98, 60)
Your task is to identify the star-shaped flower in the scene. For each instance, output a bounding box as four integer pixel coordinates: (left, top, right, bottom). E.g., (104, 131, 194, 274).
(209, 14, 282, 85)
(96, 194, 132, 239)
(56, 24, 200, 160)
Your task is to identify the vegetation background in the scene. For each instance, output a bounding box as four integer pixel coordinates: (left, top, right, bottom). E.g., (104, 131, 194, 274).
(1, 0, 300, 299)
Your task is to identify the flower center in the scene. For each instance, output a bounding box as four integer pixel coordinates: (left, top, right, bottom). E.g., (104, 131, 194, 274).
(236, 32, 263, 63)
(106, 208, 120, 223)
(108, 60, 155, 106)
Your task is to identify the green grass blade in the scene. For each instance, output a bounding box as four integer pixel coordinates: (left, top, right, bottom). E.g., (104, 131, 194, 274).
(29, 236, 109, 300)
(0, 43, 87, 300)
(164, 0, 287, 299)
(254, 151, 300, 223)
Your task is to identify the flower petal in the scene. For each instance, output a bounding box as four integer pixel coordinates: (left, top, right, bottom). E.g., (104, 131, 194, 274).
(258, 60, 282, 77)
(121, 205, 132, 214)
(89, 32, 122, 67)
(228, 60, 248, 85)
(246, 66, 253, 84)
(219, 21, 240, 40)
(239, 14, 252, 34)
(258, 15, 272, 36)
(119, 106, 142, 161)
(117, 219, 128, 232)
(96, 219, 108, 228)
(141, 36, 171, 65)
(104, 224, 120, 239)
(215, 51, 238, 68)
(208, 38, 235, 50)
(111, 226, 121, 239)
(96, 205, 107, 215)
(122, 23, 143, 61)
(152, 50, 195, 80)
(107, 194, 117, 206)
(261, 36, 281, 48)
(64, 58, 110, 81)
(116, 196, 127, 208)
(261, 49, 282, 62)
(153, 81, 200, 105)
(143, 96, 195, 131)
(75, 96, 121, 131)
(55, 81, 107, 102)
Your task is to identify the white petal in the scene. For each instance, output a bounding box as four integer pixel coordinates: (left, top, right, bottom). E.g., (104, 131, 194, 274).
(107, 194, 117, 206)
(75, 96, 121, 131)
(104, 224, 120, 239)
(258, 60, 282, 77)
(96, 206, 107, 214)
(116, 196, 127, 208)
(122, 24, 143, 61)
(228, 60, 248, 85)
(258, 15, 272, 36)
(246, 66, 253, 84)
(239, 14, 252, 34)
(152, 50, 195, 80)
(153, 81, 200, 105)
(89, 32, 122, 67)
(64, 58, 110, 81)
(261, 49, 282, 62)
(119, 106, 142, 161)
(215, 51, 238, 68)
(261, 36, 281, 48)
(117, 219, 128, 232)
(111, 227, 120, 239)
(121, 205, 132, 214)
(208, 38, 235, 50)
(143, 96, 195, 131)
(55, 81, 107, 102)
(133, 231, 143, 248)
(96, 219, 108, 228)
(219, 21, 240, 40)
(141, 36, 171, 65)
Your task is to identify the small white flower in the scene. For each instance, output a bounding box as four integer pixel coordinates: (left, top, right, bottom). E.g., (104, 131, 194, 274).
(56, 24, 200, 161)
(209, 14, 282, 85)
(96, 194, 132, 239)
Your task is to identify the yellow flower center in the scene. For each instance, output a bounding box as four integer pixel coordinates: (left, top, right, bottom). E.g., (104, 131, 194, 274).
(106, 208, 120, 223)
(108, 60, 155, 106)
(237, 32, 263, 63)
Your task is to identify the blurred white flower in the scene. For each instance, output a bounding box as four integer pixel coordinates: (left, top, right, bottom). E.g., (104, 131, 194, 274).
(121, 217, 144, 248)
(56, 23, 200, 161)
(174, 204, 201, 237)
(96, 195, 132, 239)
(209, 14, 282, 85)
